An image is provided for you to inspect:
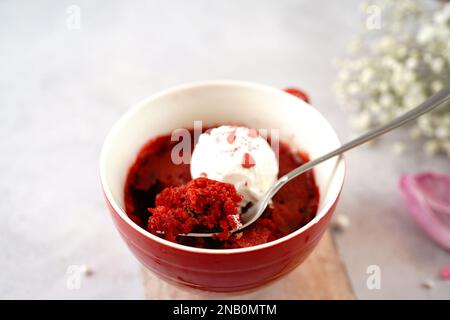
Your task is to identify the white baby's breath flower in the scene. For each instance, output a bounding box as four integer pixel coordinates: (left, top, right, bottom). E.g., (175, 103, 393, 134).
(349, 38, 362, 54)
(431, 80, 443, 93)
(406, 57, 418, 69)
(434, 4, 450, 25)
(350, 112, 371, 130)
(403, 90, 425, 110)
(375, 111, 390, 124)
(333, 1, 450, 157)
(378, 81, 389, 92)
(347, 82, 361, 95)
(430, 57, 445, 73)
(379, 93, 394, 108)
(435, 126, 450, 139)
(338, 69, 350, 81)
(378, 35, 395, 51)
(392, 80, 408, 96)
(396, 45, 408, 58)
(368, 101, 382, 113)
(360, 68, 374, 84)
(402, 70, 416, 83)
(417, 24, 435, 43)
(418, 116, 434, 136)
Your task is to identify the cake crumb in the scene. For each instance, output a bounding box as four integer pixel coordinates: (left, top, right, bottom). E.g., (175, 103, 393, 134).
(331, 214, 350, 232)
(234, 232, 243, 240)
(420, 279, 435, 289)
(80, 264, 93, 276)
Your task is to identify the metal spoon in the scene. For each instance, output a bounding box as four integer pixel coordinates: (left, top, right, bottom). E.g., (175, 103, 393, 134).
(185, 85, 450, 237)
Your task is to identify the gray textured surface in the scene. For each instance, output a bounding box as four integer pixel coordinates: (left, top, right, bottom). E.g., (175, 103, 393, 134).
(0, 0, 449, 299)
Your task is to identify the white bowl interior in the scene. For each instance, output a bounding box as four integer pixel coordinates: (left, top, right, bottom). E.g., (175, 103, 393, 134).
(100, 81, 345, 244)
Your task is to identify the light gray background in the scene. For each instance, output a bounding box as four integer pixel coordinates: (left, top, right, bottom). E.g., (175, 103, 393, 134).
(1, 0, 449, 299)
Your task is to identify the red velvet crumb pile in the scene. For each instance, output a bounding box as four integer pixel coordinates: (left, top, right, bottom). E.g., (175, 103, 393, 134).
(148, 177, 243, 241)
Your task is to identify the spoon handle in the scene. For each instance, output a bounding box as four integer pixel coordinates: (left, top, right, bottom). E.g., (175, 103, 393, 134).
(270, 85, 450, 198)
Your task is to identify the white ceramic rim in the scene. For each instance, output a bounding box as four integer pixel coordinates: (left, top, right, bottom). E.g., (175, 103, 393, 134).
(100, 80, 345, 255)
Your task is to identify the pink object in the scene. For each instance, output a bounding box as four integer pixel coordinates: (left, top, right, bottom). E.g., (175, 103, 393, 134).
(439, 266, 450, 280)
(100, 81, 345, 293)
(399, 172, 450, 251)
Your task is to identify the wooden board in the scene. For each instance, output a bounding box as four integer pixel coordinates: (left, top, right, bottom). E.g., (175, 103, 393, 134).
(143, 230, 354, 299)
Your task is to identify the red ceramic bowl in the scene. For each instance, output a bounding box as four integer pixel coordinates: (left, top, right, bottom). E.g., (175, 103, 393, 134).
(100, 81, 345, 293)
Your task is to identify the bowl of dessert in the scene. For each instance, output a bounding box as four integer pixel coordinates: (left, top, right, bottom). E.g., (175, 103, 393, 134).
(100, 80, 345, 293)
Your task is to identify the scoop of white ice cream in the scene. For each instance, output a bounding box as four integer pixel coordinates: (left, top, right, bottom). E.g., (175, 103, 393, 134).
(190, 126, 279, 203)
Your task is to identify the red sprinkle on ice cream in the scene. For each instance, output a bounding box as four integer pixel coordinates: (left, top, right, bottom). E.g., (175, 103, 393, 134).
(242, 152, 256, 169)
(227, 130, 236, 144)
(248, 128, 258, 138)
